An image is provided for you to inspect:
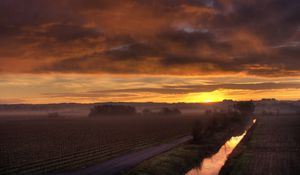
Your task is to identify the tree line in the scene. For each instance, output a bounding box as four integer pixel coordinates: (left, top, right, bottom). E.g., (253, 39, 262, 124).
(88, 104, 182, 117)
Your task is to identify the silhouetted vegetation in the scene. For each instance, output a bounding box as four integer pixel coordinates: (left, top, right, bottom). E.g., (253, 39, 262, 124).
(192, 120, 204, 143)
(234, 101, 255, 116)
(192, 109, 251, 143)
(89, 105, 137, 117)
(142, 108, 181, 117)
(47, 112, 61, 118)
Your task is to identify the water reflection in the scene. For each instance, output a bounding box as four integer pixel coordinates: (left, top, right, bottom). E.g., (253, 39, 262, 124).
(186, 119, 256, 175)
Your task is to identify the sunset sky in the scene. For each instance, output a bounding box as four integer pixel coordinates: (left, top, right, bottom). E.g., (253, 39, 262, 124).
(0, 0, 299, 103)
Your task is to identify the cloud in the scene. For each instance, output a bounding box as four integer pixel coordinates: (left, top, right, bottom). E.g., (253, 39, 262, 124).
(0, 0, 299, 77)
(1, 73, 299, 103)
(44, 82, 300, 97)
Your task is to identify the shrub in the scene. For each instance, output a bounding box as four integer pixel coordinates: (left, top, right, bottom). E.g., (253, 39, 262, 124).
(192, 120, 204, 143)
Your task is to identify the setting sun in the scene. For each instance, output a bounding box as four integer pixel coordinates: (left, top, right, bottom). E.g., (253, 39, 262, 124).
(184, 90, 225, 103)
(203, 99, 214, 103)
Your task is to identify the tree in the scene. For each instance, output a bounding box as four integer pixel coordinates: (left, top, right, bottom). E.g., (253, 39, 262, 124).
(142, 108, 181, 117)
(89, 105, 137, 117)
(158, 108, 181, 116)
(234, 101, 255, 116)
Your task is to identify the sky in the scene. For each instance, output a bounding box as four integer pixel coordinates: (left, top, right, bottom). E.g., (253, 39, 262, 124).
(0, 0, 299, 103)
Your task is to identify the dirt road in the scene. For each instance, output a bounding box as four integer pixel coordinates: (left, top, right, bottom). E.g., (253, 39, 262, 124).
(56, 135, 192, 175)
(220, 115, 300, 175)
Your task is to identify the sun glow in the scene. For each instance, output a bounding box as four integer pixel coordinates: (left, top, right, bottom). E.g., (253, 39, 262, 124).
(203, 99, 213, 103)
(185, 90, 225, 103)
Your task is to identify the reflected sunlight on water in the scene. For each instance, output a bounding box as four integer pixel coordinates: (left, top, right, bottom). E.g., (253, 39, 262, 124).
(186, 119, 256, 175)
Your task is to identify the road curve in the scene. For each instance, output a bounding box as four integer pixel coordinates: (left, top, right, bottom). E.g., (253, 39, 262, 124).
(56, 135, 192, 175)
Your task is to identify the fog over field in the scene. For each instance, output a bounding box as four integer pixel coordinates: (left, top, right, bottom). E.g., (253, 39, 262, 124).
(0, 100, 299, 120)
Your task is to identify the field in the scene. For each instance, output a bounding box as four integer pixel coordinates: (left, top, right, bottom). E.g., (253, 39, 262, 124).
(1, 102, 297, 175)
(124, 115, 253, 175)
(0, 116, 197, 175)
(220, 114, 300, 175)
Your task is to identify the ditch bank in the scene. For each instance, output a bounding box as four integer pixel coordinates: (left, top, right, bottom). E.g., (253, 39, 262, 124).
(125, 118, 255, 175)
(219, 114, 300, 175)
(218, 118, 258, 175)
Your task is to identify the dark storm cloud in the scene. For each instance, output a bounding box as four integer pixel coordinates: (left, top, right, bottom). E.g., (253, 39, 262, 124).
(213, 0, 300, 47)
(0, 0, 77, 36)
(39, 24, 101, 42)
(0, 0, 299, 76)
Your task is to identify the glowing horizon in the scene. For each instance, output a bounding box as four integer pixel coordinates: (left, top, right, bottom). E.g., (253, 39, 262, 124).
(0, 74, 299, 104)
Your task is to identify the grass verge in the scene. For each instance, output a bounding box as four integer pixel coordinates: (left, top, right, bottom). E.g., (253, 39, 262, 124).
(218, 119, 258, 175)
(124, 119, 252, 175)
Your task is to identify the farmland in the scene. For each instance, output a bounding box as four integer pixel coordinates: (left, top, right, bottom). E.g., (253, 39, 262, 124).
(0, 116, 196, 175)
(1, 101, 299, 175)
(124, 114, 254, 175)
(220, 114, 300, 175)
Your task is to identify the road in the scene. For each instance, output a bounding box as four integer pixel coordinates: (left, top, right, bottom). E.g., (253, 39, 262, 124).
(56, 135, 192, 175)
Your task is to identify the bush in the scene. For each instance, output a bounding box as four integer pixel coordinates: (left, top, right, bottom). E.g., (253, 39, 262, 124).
(89, 105, 137, 117)
(192, 120, 204, 143)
